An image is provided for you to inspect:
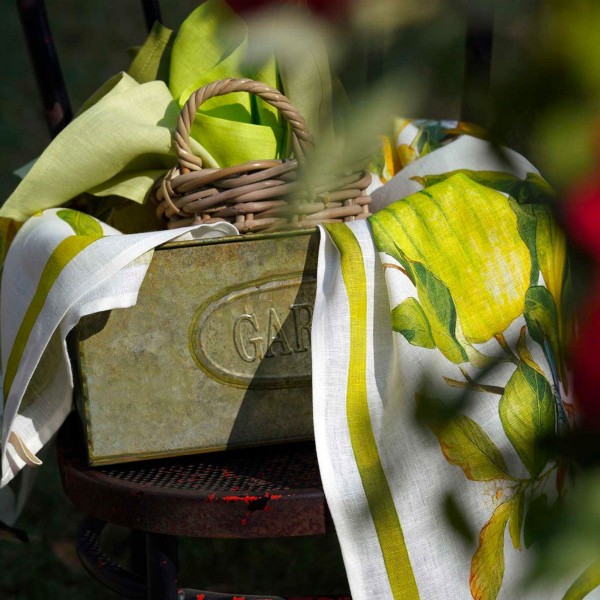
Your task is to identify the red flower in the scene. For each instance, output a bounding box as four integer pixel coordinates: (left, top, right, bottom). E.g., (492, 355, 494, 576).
(569, 278, 600, 429)
(226, 0, 351, 21)
(564, 177, 600, 260)
(563, 177, 600, 429)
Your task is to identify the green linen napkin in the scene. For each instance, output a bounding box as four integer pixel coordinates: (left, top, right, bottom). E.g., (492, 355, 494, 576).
(1, 0, 335, 228)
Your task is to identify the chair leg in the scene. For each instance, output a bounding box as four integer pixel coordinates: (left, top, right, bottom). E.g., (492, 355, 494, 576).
(146, 531, 179, 600)
(77, 517, 145, 599)
(130, 529, 147, 577)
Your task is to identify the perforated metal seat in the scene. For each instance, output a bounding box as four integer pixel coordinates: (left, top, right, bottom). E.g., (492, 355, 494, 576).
(57, 413, 346, 599)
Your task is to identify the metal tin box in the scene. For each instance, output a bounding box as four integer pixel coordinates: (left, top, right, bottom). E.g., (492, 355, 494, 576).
(73, 230, 318, 465)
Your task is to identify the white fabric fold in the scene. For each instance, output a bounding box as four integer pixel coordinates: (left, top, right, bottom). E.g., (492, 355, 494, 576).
(0, 210, 237, 522)
(312, 138, 586, 599)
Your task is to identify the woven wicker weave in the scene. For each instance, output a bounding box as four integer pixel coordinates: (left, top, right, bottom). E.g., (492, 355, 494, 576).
(153, 78, 371, 233)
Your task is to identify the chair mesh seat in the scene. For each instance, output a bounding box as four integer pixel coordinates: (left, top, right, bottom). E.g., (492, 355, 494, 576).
(58, 415, 330, 538)
(94, 442, 322, 493)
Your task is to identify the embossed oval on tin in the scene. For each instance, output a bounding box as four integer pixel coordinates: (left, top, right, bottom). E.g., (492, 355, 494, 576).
(189, 274, 316, 389)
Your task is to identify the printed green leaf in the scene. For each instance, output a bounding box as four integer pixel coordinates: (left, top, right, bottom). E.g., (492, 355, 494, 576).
(410, 171, 553, 287)
(509, 199, 540, 286)
(371, 219, 415, 283)
(391, 297, 436, 348)
(499, 363, 555, 478)
(535, 206, 568, 386)
(426, 399, 511, 481)
(525, 285, 558, 343)
(508, 491, 525, 550)
(371, 213, 467, 363)
(57, 209, 103, 237)
(563, 559, 600, 600)
(535, 205, 567, 313)
(470, 499, 512, 600)
(411, 170, 554, 205)
(409, 262, 468, 363)
(524, 285, 562, 383)
(370, 176, 531, 345)
(515, 325, 545, 375)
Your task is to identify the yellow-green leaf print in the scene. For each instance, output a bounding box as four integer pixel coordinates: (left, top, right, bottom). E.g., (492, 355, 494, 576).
(508, 491, 525, 550)
(370, 174, 531, 344)
(391, 297, 435, 348)
(524, 285, 565, 395)
(411, 170, 554, 205)
(499, 363, 555, 478)
(515, 325, 545, 376)
(510, 200, 540, 286)
(375, 220, 467, 363)
(426, 400, 511, 481)
(535, 206, 566, 319)
(535, 206, 568, 387)
(57, 209, 104, 237)
(470, 499, 513, 600)
(411, 261, 468, 363)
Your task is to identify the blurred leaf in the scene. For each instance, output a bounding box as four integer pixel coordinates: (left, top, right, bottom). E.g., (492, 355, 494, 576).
(0, 520, 29, 544)
(354, 0, 441, 33)
(50, 540, 84, 574)
(544, 432, 600, 468)
(532, 106, 597, 190)
(563, 560, 600, 600)
(470, 499, 512, 600)
(423, 396, 511, 482)
(306, 77, 409, 182)
(528, 470, 600, 587)
(524, 493, 553, 549)
(391, 297, 435, 348)
(443, 492, 476, 546)
(545, 0, 600, 101)
(509, 491, 525, 550)
(499, 362, 555, 478)
(415, 387, 470, 430)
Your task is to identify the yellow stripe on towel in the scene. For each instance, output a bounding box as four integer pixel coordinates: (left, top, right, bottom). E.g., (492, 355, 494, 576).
(4, 235, 99, 402)
(325, 222, 420, 600)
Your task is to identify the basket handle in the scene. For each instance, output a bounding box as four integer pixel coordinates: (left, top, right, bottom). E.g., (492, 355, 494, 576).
(175, 78, 314, 173)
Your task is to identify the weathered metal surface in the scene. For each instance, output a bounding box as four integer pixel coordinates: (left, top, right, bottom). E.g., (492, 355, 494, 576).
(58, 414, 332, 539)
(74, 230, 319, 465)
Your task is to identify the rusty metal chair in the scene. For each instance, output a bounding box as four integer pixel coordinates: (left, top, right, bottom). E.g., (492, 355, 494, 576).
(16, 0, 493, 598)
(57, 413, 340, 600)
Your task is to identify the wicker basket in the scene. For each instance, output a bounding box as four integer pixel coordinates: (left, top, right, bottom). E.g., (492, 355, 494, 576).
(152, 78, 372, 233)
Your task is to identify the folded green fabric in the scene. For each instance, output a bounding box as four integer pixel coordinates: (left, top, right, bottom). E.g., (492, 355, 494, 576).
(2, 76, 176, 222)
(128, 20, 173, 85)
(1, 0, 336, 226)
